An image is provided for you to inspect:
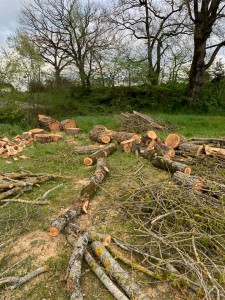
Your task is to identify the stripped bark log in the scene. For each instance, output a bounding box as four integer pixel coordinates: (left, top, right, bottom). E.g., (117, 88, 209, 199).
(91, 241, 151, 300)
(173, 171, 203, 193)
(66, 232, 89, 300)
(84, 251, 129, 300)
(48, 158, 109, 236)
(152, 156, 192, 175)
(38, 114, 60, 132)
(60, 119, 77, 131)
(84, 143, 117, 166)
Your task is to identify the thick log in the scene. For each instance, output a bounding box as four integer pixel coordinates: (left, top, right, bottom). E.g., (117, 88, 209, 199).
(173, 171, 203, 193)
(154, 141, 175, 158)
(152, 156, 191, 175)
(84, 251, 129, 300)
(48, 158, 109, 236)
(164, 133, 186, 149)
(38, 114, 60, 132)
(91, 241, 151, 300)
(28, 128, 44, 138)
(60, 119, 77, 131)
(66, 128, 81, 136)
(84, 143, 117, 166)
(34, 134, 62, 143)
(89, 125, 112, 144)
(139, 146, 158, 160)
(73, 145, 105, 154)
(111, 131, 142, 144)
(177, 143, 204, 157)
(66, 232, 89, 300)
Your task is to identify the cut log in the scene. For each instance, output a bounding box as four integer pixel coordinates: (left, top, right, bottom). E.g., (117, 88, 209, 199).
(152, 156, 191, 175)
(66, 231, 89, 300)
(48, 158, 109, 236)
(154, 141, 175, 158)
(188, 137, 225, 147)
(164, 133, 185, 149)
(34, 134, 62, 143)
(173, 171, 203, 193)
(73, 145, 105, 154)
(66, 128, 81, 136)
(38, 114, 60, 132)
(91, 241, 151, 300)
(60, 119, 77, 131)
(28, 128, 44, 138)
(111, 131, 141, 144)
(146, 130, 157, 140)
(204, 145, 225, 159)
(83, 143, 117, 166)
(89, 125, 112, 144)
(139, 146, 158, 160)
(84, 251, 129, 300)
(177, 143, 204, 157)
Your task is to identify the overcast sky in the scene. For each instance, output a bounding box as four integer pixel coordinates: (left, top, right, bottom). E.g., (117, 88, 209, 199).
(0, 0, 22, 49)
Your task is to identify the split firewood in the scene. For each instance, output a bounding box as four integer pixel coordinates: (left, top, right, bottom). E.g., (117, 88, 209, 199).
(60, 119, 77, 131)
(48, 158, 109, 236)
(204, 145, 225, 159)
(34, 133, 62, 144)
(66, 231, 89, 300)
(154, 140, 175, 158)
(38, 114, 60, 132)
(0, 265, 48, 289)
(84, 143, 117, 166)
(73, 145, 105, 154)
(91, 241, 151, 300)
(152, 156, 192, 175)
(173, 171, 203, 193)
(89, 125, 112, 144)
(66, 128, 81, 136)
(164, 133, 186, 149)
(84, 251, 129, 300)
(176, 143, 204, 157)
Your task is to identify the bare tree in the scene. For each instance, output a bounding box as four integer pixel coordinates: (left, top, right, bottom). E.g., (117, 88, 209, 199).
(111, 0, 188, 85)
(185, 0, 225, 105)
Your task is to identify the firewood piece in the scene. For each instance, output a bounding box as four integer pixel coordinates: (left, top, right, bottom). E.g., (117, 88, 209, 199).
(28, 128, 44, 137)
(73, 145, 105, 154)
(84, 251, 129, 300)
(66, 128, 81, 136)
(66, 231, 89, 300)
(48, 158, 109, 236)
(60, 119, 77, 131)
(188, 137, 225, 146)
(84, 143, 117, 166)
(38, 114, 60, 132)
(204, 145, 225, 159)
(154, 141, 175, 158)
(165, 133, 186, 149)
(173, 171, 203, 193)
(34, 134, 62, 143)
(91, 241, 151, 300)
(152, 156, 191, 175)
(89, 125, 112, 144)
(177, 143, 204, 157)
(0, 265, 48, 289)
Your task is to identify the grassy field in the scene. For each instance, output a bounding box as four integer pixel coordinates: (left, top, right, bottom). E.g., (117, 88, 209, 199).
(0, 112, 225, 299)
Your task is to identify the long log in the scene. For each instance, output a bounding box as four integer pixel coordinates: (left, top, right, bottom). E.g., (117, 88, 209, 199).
(38, 114, 60, 132)
(66, 232, 89, 300)
(84, 143, 117, 166)
(177, 143, 204, 157)
(73, 145, 105, 154)
(188, 137, 225, 146)
(91, 241, 151, 300)
(84, 251, 129, 300)
(173, 171, 203, 193)
(48, 158, 109, 236)
(152, 156, 191, 175)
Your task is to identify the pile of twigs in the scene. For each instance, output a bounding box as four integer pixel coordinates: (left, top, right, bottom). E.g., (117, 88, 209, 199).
(119, 181, 225, 299)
